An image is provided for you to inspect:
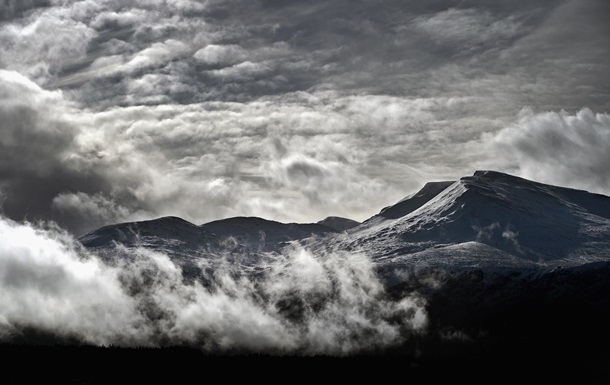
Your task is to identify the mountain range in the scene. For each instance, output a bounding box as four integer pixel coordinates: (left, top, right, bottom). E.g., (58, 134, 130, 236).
(75, 170, 610, 371)
(2, 170, 608, 385)
(80, 169, 610, 272)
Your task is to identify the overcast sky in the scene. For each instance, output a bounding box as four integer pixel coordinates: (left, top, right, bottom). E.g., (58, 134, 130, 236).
(1, 0, 609, 235)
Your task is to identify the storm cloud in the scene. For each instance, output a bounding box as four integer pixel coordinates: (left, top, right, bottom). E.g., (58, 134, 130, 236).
(0, 0, 609, 235)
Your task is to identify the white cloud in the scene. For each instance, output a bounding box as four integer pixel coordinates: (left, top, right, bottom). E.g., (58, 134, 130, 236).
(0, 10, 95, 84)
(486, 108, 610, 195)
(0, 0, 608, 236)
(125, 39, 192, 71)
(208, 60, 272, 80)
(52, 192, 150, 228)
(90, 9, 149, 30)
(0, 216, 426, 353)
(0, 69, 78, 175)
(1, 70, 512, 232)
(413, 8, 523, 50)
(194, 44, 248, 66)
(0, 217, 148, 345)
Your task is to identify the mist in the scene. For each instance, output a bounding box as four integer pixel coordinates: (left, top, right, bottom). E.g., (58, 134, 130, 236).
(0, 215, 426, 355)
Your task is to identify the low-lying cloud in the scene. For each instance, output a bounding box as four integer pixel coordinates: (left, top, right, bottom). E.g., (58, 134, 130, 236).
(0, 215, 426, 354)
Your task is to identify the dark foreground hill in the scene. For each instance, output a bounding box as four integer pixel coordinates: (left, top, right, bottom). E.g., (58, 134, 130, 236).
(1, 341, 609, 384)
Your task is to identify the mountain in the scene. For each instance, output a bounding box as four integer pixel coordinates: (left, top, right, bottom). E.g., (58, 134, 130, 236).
(75, 170, 610, 366)
(316, 216, 360, 231)
(79, 216, 214, 250)
(77, 215, 342, 280)
(375, 180, 455, 220)
(78, 215, 222, 258)
(333, 170, 610, 274)
(78, 216, 226, 279)
(327, 170, 610, 363)
(200, 216, 338, 251)
(78, 170, 610, 277)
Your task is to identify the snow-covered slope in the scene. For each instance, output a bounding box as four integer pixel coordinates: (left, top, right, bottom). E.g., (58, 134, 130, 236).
(374, 180, 455, 220)
(332, 170, 610, 275)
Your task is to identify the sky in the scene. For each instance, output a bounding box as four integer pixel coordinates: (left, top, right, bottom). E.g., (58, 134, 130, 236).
(1, 0, 610, 236)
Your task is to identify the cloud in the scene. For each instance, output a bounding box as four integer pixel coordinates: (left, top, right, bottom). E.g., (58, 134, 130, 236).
(125, 39, 192, 72)
(0, 70, 112, 232)
(0, 0, 609, 237)
(90, 9, 149, 31)
(0, 64, 534, 236)
(207, 60, 272, 81)
(0, 216, 147, 345)
(1, 0, 608, 356)
(412, 7, 524, 54)
(474, 222, 501, 243)
(0, 0, 568, 108)
(51, 192, 149, 230)
(194, 44, 248, 66)
(487, 108, 610, 195)
(6, 56, 609, 239)
(0, 6, 96, 84)
(495, 0, 610, 112)
(65, 91, 489, 228)
(0, 0, 50, 21)
(0, 215, 427, 354)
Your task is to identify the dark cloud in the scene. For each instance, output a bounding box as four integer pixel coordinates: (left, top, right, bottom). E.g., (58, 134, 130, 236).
(1, 0, 570, 108)
(0, 71, 114, 233)
(0, 0, 50, 21)
(494, 0, 610, 112)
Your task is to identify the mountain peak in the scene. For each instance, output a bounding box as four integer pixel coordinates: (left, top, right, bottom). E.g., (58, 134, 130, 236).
(350, 170, 610, 263)
(468, 170, 537, 185)
(472, 169, 510, 178)
(375, 180, 455, 220)
(200, 216, 338, 251)
(317, 216, 360, 231)
(78, 215, 211, 249)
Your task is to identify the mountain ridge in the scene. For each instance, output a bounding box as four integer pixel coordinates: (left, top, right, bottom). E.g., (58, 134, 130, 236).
(79, 170, 610, 268)
(28, 170, 610, 368)
(335, 169, 610, 268)
(78, 170, 610, 274)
